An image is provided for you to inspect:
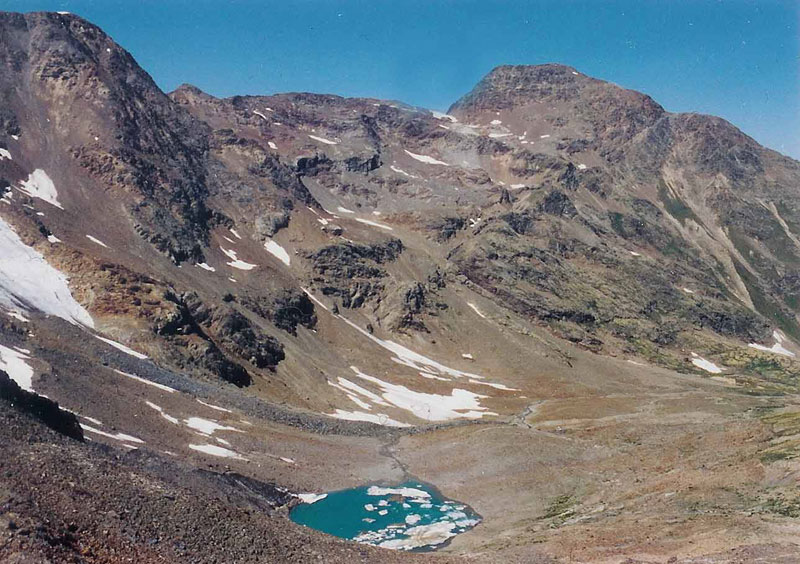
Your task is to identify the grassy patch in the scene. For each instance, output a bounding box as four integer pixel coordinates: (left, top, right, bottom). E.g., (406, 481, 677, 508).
(658, 180, 701, 226)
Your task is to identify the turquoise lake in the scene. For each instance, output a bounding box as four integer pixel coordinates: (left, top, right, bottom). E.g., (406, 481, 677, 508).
(290, 481, 481, 551)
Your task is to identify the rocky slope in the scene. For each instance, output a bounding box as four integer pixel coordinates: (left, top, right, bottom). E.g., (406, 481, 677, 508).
(2, 10, 800, 563)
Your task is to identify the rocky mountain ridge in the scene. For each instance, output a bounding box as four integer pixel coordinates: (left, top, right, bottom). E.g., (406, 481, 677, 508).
(2, 10, 800, 563)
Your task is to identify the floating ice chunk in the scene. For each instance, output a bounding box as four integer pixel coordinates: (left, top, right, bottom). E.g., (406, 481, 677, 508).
(112, 369, 176, 393)
(378, 509, 388, 516)
(328, 409, 410, 427)
(297, 493, 327, 504)
(96, 336, 148, 359)
(0, 218, 93, 327)
(86, 235, 108, 248)
(690, 353, 723, 374)
(197, 399, 232, 412)
(0, 343, 34, 391)
(0, 148, 11, 160)
(189, 443, 246, 459)
(308, 134, 338, 145)
(220, 247, 257, 270)
(264, 240, 291, 266)
(196, 262, 216, 272)
(378, 521, 459, 550)
(18, 170, 63, 209)
(81, 424, 144, 444)
(404, 150, 449, 166)
(355, 218, 393, 231)
(367, 485, 430, 498)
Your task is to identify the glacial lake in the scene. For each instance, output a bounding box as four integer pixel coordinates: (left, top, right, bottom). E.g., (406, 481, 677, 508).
(290, 481, 481, 551)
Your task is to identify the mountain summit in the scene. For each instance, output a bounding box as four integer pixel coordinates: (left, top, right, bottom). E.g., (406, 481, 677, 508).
(2, 11, 800, 563)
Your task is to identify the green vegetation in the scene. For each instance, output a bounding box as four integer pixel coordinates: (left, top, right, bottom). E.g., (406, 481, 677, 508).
(542, 494, 576, 521)
(657, 180, 701, 226)
(732, 260, 800, 341)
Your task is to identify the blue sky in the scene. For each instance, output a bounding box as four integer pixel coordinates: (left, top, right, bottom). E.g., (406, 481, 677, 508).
(6, 0, 799, 159)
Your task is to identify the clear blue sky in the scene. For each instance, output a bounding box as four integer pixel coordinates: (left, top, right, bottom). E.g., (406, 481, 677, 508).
(6, 0, 799, 159)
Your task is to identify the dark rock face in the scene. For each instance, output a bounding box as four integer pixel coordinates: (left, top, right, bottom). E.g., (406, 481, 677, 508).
(0, 370, 84, 441)
(307, 240, 404, 309)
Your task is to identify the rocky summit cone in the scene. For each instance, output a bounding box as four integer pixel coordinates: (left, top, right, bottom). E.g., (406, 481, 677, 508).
(1, 10, 800, 564)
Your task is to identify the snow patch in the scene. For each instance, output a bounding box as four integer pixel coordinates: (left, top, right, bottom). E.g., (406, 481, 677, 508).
(539, 134, 550, 139)
(197, 399, 232, 413)
(0, 218, 94, 327)
(690, 353, 723, 374)
(328, 409, 410, 427)
(749, 330, 796, 358)
(184, 417, 240, 435)
(337, 206, 355, 214)
(0, 344, 34, 391)
(467, 302, 487, 319)
(577, 163, 587, 170)
(86, 235, 108, 248)
(308, 134, 338, 145)
(95, 336, 148, 359)
(189, 443, 246, 459)
(253, 110, 269, 121)
(47, 234, 61, 243)
(404, 150, 449, 166)
(0, 148, 11, 160)
(18, 170, 63, 209)
(145, 401, 179, 424)
(229, 228, 242, 240)
(268, 141, 278, 150)
(355, 218, 393, 231)
(390, 165, 417, 178)
(510, 183, 525, 189)
(220, 247, 257, 270)
(297, 493, 328, 504)
(264, 240, 291, 266)
(490, 119, 502, 125)
(351, 366, 496, 421)
(431, 111, 457, 123)
(81, 424, 144, 444)
(196, 262, 215, 272)
(112, 369, 176, 393)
